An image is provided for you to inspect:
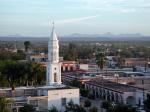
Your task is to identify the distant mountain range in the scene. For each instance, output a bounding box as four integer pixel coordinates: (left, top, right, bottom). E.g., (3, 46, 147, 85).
(65, 32, 144, 38)
(0, 33, 150, 42)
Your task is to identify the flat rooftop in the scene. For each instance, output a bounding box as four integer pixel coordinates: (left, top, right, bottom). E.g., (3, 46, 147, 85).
(0, 85, 78, 97)
(0, 84, 77, 91)
(86, 78, 139, 93)
(133, 84, 150, 90)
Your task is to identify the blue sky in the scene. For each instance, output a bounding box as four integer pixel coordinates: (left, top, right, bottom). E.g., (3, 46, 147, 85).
(0, 0, 150, 36)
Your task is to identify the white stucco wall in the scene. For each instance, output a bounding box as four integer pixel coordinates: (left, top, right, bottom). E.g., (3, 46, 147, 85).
(79, 64, 88, 71)
(123, 90, 144, 106)
(123, 92, 136, 105)
(47, 88, 79, 111)
(135, 89, 144, 106)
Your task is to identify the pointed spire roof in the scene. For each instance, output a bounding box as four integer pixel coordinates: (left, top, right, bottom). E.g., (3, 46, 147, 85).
(51, 22, 58, 41)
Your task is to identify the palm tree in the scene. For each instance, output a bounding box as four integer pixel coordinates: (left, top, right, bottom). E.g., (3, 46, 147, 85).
(24, 41, 31, 60)
(24, 41, 31, 52)
(96, 52, 107, 71)
(0, 97, 12, 112)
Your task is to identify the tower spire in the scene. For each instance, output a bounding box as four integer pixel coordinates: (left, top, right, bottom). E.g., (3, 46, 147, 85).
(47, 22, 61, 86)
(51, 21, 58, 41)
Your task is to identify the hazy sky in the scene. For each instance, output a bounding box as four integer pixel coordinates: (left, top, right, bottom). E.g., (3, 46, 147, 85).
(0, 0, 150, 36)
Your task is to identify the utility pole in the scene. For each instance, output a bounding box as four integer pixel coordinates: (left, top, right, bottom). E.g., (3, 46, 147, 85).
(142, 79, 145, 106)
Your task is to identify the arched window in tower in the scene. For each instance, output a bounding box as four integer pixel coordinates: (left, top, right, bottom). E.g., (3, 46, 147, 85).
(54, 73, 57, 82)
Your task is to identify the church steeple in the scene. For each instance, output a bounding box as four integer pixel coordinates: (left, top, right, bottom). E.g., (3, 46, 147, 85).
(46, 22, 61, 86)
(48, 22, 59, 63)
(51, 22, 58, 41)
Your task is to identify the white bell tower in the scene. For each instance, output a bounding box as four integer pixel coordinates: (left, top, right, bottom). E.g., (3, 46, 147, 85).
(46, 22, 61, 86)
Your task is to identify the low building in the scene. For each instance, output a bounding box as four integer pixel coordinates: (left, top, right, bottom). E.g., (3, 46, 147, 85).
(0, 86, 79, 111)
(107, 56, 117, 68)
(61, 61, 77, 72)
(122, 58, 147, 67)
(30, 53, 47, 62)
(79, 63, 99, 72)
(85, 79, 145, 106)
(30, 54, 77, 72)
(30, 54, 64, 63)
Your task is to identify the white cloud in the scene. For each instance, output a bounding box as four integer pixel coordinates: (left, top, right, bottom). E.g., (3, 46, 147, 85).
(121, 8, 136, 13)
(66, 0, 150, 13)
(40, 16, 99, 27)
(56, 16, 98, 25)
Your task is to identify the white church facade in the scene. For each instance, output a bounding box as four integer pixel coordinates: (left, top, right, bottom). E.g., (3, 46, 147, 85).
(0, 23, 79, 111)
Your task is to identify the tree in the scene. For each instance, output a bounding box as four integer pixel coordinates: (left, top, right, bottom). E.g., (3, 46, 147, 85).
(0, 60, 46, 88)
(66, 100, 86, 112)
(27, 62, 45, 86)
(80, 89, 89, 97)
(0, 72, 9, 87)
(75, 105, 86, 112)
(66, 100, 75, 111)
(70, 79, 82, 88)
(49, 106, 58, 112)
(19, 104, 35, 112)
(117, 56, 124, 68)
(69, 80, 89, 97)
(64, 43, 78, 61)
(88, 94, 95, 100)
(144, 94, 150, 112)
(89, 106, 98, 112)
(0, 97, 12, 112)
(0, 50, 25, 61)
(111, 104, 137, 112)
(84, 100, 91, 108)
(24, 41, 31, 52)
(96, 52, 107, 70)
(101, 102, 137, 112)
(101, 101, 111, 110)
(1, 61, 22, 90)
